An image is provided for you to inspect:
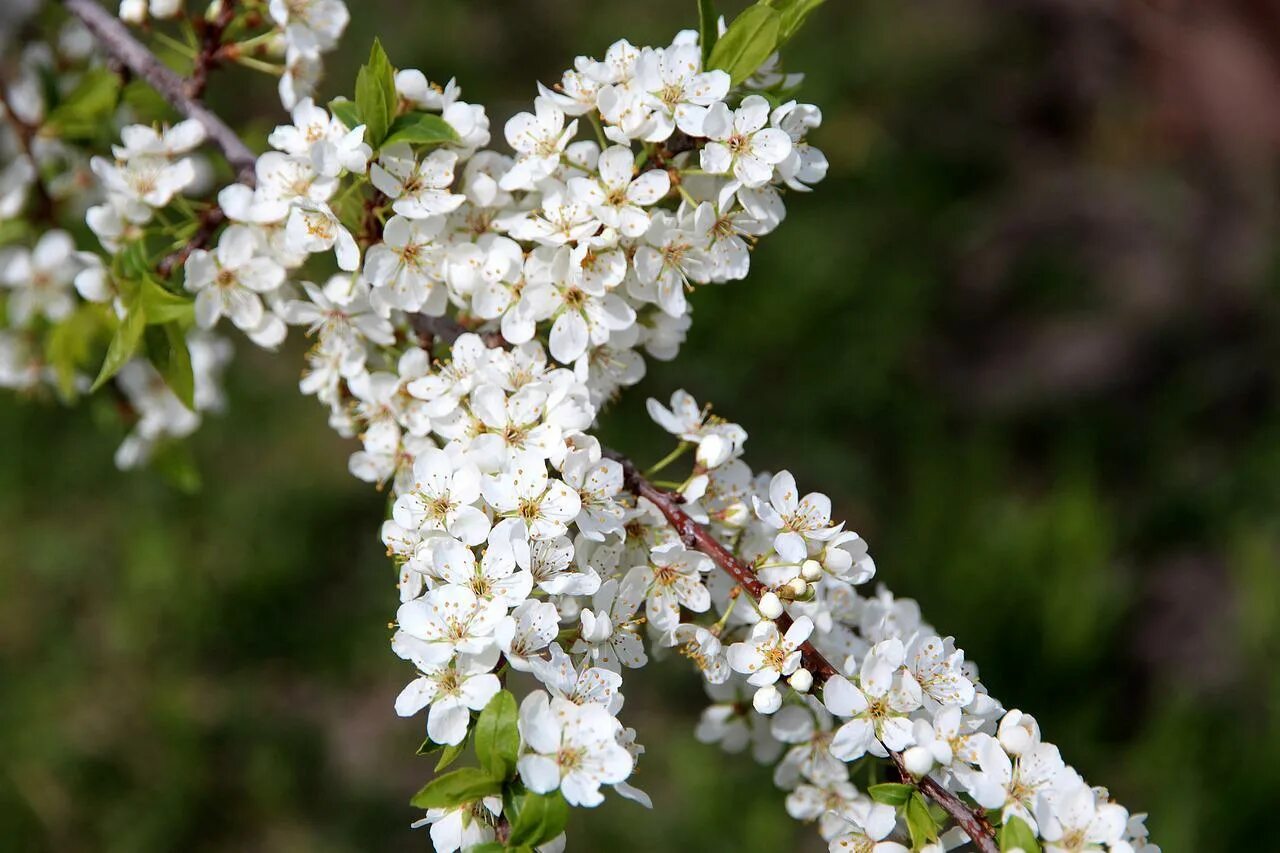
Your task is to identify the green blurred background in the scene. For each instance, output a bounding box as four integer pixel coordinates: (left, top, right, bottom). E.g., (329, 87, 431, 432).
(4, 0, 1280, 850)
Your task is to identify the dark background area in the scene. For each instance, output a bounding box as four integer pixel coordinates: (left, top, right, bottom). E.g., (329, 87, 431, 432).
(5, 1, 1280, 850)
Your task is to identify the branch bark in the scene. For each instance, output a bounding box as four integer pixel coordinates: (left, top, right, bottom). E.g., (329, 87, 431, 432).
(61, 0, 258, 185)
(611, 454, 1000, 853)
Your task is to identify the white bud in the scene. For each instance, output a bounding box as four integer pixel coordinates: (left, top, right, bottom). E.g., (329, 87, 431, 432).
(149, 0, 183, 18)
(758, 591, 784, 620)
(801, 559, 824, 581)
(723, 502, 750, 527)
(752, 684, 782, 715)
(788, 668, 813, 693)
(786, 577, 809, 599)
(119, 0, 147, 23)
(903, 745, 934, 778)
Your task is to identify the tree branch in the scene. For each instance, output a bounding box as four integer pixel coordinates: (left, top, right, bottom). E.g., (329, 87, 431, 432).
(611, 454, 1000, 853)
(61, 0, 258, 185)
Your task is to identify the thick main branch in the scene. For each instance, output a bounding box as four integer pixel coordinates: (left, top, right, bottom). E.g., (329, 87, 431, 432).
(62, 0, 257, 184)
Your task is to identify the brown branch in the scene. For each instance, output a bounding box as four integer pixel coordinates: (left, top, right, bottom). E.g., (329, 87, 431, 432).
(61, 0, 257, 185)
(187, 0, 237, 99)
(157, 205, 225, 277)
(610, 453, 999, 853)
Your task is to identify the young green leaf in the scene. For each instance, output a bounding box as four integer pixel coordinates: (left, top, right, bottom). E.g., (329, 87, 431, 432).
(474, 690, 519, 780)
(329, 98, 362, 131)
(45, 306, 104, 400)
(868, 782, 915, 807)
(698, 0, 719, 66)
(706, 4, 781, 86)
(382, 112, 459, 148)
(435, 737, 469, 773)
(505, 791, 569, 848)
(905, 791, 940, 848)
(771, 0, 828, 46)
(139, 278, 194, 325)
(462, 844, 505, 853)
(90, 302, 146, 392)
(1000, 816, 1041, 852)
(355, 39, 397, 148)
(409, 767, 502, 810)
(154, 322, 195, 410)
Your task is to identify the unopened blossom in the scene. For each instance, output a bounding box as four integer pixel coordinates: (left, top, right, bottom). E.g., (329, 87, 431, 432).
(516, 690, 633, 807)
(700, 95, 793, 188)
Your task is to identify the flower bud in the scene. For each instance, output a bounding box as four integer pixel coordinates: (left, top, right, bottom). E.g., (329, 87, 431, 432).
(786, 577, 809, 599)
(801, 559, 824, 581)
(752, 684, 782, 715)
(903, 745, 934, 778)
(758, 591, 784, 620)
(788, 668, 813, 693)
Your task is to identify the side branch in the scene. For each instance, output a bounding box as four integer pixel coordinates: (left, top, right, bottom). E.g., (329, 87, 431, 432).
(612, 454, 1000, 853)
(62, 0, 257, 184)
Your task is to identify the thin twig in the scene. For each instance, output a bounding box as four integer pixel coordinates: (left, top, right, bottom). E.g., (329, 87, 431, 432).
(61, 0, 257, 185)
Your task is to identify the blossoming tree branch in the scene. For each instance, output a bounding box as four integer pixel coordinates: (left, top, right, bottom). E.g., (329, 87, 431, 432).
(0, 1, 1159, 851)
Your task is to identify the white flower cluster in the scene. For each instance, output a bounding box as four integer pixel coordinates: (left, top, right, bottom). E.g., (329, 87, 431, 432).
(0, 8, 1159, 851)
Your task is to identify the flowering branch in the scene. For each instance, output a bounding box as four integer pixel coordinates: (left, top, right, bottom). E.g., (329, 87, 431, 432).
(611, 452, 1000, 853)
(61, 0, 258, 183)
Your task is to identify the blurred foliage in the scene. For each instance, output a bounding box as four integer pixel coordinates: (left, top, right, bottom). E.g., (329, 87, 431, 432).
(5, 0, 1280, 851)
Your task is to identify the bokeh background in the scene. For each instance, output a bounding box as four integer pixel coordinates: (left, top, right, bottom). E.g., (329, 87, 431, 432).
(5, 0, 1280, 850)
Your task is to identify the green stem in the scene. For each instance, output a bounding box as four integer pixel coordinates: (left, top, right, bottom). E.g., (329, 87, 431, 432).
(644, 441, 691, 478)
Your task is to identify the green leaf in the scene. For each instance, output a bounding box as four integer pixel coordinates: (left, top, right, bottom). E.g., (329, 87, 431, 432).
(868, 782, 915, 807)
(474, 691, 519, 781)
(905, 791, 939, 848)
(382, 112, 459, 148)
(409, 768, 502, 810)
(505, 791, 569, 848)
(355, 39, 397, 148)
(463, 844, 506, 853)
(44, 68, 121, 140)
(151, 323, 195, 410)
(435, 737, 468, 773)
(91, 301, 146, 392)
(706, 4, 781, 86)
(139, 278, 194, 325)
(770, 0, 828, 46)
(1000, 816, 1041, 853)
(329, 98, 362, 130)
(698, 0, 719, 65)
